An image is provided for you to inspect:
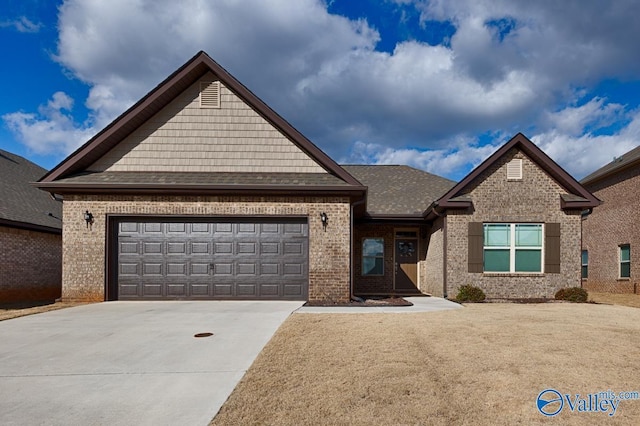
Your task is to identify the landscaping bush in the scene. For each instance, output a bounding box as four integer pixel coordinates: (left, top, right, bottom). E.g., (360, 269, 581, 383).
(456, 285, 486, 302)
(555, 287, 588, 303)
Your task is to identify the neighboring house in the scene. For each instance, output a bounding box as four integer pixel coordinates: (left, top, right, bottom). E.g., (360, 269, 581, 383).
(1, 149, 62, 303)
(581, 145, 640, 294)
(36, 51, 599, 302)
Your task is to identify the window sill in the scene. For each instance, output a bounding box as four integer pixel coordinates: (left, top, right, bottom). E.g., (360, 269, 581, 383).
(483, 273, 544, 277)
(617, 278, 631, 281)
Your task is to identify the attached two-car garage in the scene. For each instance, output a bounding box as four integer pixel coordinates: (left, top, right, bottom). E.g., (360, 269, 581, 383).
(113, 218, 309, 300)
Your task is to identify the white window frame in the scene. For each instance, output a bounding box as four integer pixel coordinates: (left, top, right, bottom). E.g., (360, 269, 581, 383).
(483, 223, 544, 273)
(619, 244, 630, 279)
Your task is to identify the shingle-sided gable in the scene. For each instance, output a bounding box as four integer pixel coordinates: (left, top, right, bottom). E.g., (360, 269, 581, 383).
(89, 72, 326, 174)
(38, 51, 363, 192)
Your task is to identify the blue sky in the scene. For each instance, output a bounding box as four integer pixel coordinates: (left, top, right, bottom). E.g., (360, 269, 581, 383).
(2, 0, 640, 181)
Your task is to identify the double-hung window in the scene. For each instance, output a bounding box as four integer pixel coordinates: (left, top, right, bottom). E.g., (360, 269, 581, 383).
(484, 223, 543, 273)
(620, 245, 630, 279)
(581, 250, 588, 279)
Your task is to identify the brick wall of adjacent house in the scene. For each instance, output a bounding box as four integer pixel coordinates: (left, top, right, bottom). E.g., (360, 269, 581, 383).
(445, 148, 583, 299)
(422, 216, 444, 297)
(0, 226, 61, 303)
(582, 164, 640, 293)
(61, 195, 351, 303)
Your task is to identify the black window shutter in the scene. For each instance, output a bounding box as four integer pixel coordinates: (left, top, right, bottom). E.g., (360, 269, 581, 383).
(468, 222, 483, 273)
(545, 223, 561, 274)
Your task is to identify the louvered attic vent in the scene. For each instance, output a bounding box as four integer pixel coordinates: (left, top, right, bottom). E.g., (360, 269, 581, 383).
(200, 81, 221, 108)
(507, 159, 523, 180)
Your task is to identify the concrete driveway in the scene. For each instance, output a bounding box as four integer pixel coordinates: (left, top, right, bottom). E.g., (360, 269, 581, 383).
(0, 301, 303, 426)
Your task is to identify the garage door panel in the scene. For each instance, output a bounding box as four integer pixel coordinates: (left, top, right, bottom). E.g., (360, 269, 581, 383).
(142, 242, 162, 254)
(213, 283, 232, 296)
(214, 242, 233, 254)
(236, 284, 257, 296)
(117, 218, 308, 300)
(237, 242, 257, 254)
(143, 223, 162, 233)
(143, 263, 163, 276)
(167, 242, 187, 254)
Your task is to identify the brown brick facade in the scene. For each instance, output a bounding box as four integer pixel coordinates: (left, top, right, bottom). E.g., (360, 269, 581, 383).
(422, 216, 445, 297)
(0, 226, 61, 303)
(444, 148, 582, 299)
(61, 195, 351, 303)
(582, 165, 640, 293)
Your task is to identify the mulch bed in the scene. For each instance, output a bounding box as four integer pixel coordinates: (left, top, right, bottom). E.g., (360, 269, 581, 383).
(304, 296, 413, 307)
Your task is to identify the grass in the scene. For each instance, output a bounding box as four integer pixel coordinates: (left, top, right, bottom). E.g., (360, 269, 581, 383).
(211, 303, 640, 425)
(589, 292, 640, 308)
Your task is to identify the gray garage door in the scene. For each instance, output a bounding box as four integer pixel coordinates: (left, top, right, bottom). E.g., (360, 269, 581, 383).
(116, 218, 308, 300)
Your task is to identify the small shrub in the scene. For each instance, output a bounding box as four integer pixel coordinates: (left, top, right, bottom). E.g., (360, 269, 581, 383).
(555, 287, 588, 303)
(456, 285, 486, 302)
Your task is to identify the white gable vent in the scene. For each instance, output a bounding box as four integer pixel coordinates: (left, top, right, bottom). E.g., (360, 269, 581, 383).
(507, 159, 523, 180)
(200, 81, 221, 108)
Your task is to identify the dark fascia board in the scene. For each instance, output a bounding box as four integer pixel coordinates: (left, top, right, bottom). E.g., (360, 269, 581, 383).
(35, 182, 367, 197)
(424, 133, 600, 217)
(356, 213, 426, 224)
(38, 51, 363, 188)
(0, 218, 61, 234)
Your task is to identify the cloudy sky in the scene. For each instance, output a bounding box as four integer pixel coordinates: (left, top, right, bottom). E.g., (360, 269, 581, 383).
(1, 0, 640, 181)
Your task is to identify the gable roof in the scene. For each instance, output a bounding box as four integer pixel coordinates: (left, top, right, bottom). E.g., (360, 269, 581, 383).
(425, 133, 600, 218)
(581, 144, 640, 186)
(37, 51, 365, 196)
(343, 165, 454, 218)
(0, 149, 62, 233)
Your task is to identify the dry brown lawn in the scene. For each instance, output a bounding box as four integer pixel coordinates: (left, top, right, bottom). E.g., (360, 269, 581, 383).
(0, 301, 87, 321)
(590, 292, 640, 308)
(212, 303, 640, 425)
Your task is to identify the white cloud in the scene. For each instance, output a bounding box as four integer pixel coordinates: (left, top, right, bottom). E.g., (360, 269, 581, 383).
(2, 92, 96, 155)
(4, 0, 640, 179)
(0, 17, 42, 33)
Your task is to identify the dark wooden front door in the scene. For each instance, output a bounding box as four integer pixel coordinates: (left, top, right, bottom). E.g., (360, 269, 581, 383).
(394, 238, 418, 291)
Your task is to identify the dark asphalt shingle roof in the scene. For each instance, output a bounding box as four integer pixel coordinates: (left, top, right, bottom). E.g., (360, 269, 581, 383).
(581, 144, 640, 185)
(0, 149, 62, 230)
(51, 171, 351, 186)
(343, 165, 455, 215)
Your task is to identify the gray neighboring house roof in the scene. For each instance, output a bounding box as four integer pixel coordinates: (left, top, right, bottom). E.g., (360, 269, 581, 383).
(0, 149, 62, 233)
(581, 144, 640, 186)
(343, 165, 455, 217)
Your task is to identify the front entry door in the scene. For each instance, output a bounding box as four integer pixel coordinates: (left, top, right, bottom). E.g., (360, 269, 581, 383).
(394, 238, 418, 291)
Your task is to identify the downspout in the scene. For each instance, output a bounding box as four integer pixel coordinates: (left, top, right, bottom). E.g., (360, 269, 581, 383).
(350, 197, 367, 301)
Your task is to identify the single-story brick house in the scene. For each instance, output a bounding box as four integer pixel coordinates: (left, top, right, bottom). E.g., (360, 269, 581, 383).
(1, 149, 62, 303)
(36, 51, 599, 302)
(581, 144, 639, 294)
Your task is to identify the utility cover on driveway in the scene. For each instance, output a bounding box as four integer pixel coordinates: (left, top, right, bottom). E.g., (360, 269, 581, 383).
(0, 301, 302, 425)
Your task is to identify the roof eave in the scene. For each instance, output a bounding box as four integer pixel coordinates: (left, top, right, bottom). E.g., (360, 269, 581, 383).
(0, 218, 62, 234)
(35, 182, 367, 197)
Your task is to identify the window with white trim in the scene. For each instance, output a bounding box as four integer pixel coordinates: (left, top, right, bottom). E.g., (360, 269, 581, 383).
(484, 223, 543, 273)
(362, 238, 384, 276)
(620, 244, 630, 278)
(581, 250, 588, 279)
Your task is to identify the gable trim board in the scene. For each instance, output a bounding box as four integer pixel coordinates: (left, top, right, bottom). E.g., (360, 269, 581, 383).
(35, 50, 599, 302)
